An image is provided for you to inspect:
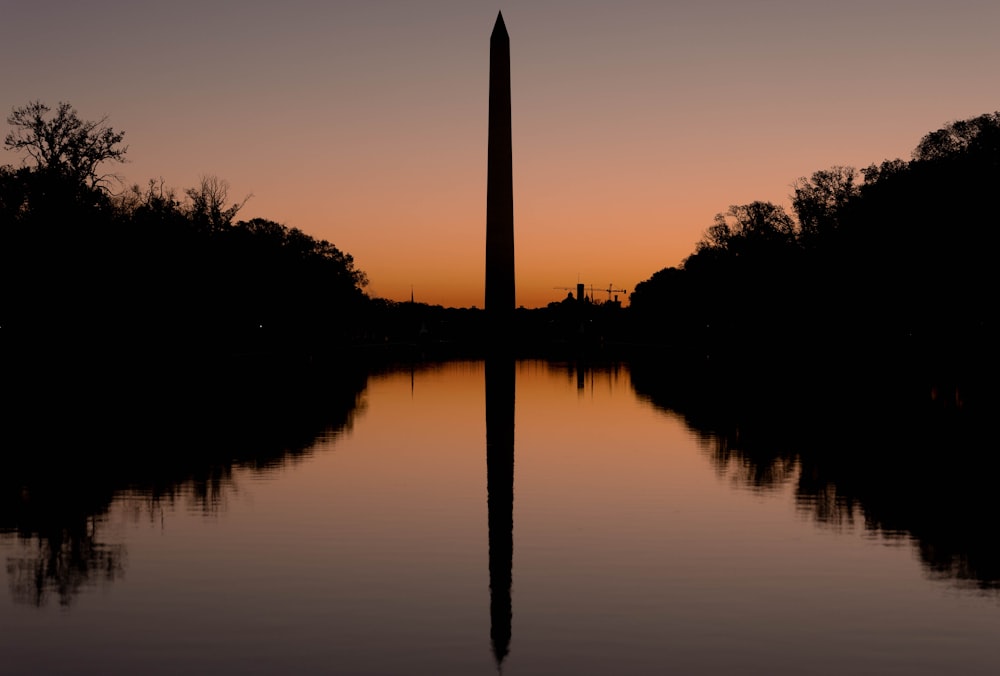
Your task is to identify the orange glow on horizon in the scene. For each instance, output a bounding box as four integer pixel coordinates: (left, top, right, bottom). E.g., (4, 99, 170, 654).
(5, 3, 998, 309)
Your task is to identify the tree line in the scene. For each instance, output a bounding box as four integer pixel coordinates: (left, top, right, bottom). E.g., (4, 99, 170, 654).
(4, 100, 998, 372)
(1, 101, 369, 358)
(629, 112, 999, 381)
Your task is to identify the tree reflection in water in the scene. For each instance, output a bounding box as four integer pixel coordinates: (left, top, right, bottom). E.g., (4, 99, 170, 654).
(4, 503, 126, 608)
(1, 355, 368, 607)
(630, 357, 1000, 593)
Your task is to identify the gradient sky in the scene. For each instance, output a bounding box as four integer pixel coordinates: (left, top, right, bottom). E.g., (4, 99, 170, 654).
(4, 1, 998, 308)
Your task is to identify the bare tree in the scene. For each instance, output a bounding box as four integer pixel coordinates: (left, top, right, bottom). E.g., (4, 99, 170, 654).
(4, 101, 127, 191)
(185, 175, 252, 230)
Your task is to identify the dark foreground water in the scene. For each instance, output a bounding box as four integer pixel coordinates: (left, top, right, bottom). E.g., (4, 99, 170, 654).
(2, 360, 998, 674)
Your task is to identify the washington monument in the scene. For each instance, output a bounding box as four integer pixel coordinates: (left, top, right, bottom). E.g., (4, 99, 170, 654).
(485, 11, 515, 323)
(484, 12, 515, 666)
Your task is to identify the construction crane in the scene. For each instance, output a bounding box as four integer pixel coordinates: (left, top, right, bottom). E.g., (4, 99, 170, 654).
(602, 284, 627, 302)
(553, 283, 627, 303)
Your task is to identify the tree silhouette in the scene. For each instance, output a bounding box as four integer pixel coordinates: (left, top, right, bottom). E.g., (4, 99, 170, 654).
(185, 174, 251, 231)
(694, 201, 797, 257)
(630, 111, 1000, 376)
(791, 166, 859, 245)
(912, 112, 1000, 162)
(1, 100, 373, 356)
(4, 101, 127, 192)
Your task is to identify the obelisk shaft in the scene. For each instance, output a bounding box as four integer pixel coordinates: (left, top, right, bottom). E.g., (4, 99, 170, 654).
(486, 12, 515, 325)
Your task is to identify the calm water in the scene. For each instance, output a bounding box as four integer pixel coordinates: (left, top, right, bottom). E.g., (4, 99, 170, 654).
(2, 360, 998, 675)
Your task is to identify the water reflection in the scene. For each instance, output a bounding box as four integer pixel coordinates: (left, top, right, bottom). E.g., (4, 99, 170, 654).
(1, 357, 368, 606)
(630, 358, 1000, 593)
(485, 356, 515, 665)
(3, 359, 999, 674)
(4, 489, 127, 608)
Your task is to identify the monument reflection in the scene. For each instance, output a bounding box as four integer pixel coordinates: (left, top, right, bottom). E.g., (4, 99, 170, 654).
(485, 356, 515, 666)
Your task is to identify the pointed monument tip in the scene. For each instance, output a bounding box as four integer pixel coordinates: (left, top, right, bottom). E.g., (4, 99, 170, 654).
(493, 11, 508, 36)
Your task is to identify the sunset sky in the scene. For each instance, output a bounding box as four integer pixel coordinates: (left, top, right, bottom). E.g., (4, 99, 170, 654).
(4, 1, 998, 308)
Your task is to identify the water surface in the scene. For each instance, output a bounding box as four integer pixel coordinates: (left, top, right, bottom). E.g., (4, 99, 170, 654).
(2, 360, 997, 674)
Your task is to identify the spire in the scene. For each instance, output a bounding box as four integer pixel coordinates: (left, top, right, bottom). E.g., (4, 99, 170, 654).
(493, 11, 507, 38)
(486, 8, 515, 330)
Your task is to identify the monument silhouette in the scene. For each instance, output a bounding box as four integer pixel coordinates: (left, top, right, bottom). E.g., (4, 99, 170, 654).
(485, 11, 515, 327)
(484, 14, 516, 667)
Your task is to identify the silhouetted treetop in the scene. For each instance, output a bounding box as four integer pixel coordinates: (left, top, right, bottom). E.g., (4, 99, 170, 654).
(234, 217, 369, 291)
(860, 158, 909, 186)
(4, 101, 127, 191)
(912, 112, 1000, 162)
(791, 166, 859, 244)
(186, 174, 251, 231)
(694, 201, 797, 257)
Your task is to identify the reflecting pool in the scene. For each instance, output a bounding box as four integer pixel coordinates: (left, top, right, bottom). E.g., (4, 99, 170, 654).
(2, 360, 998, 675)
